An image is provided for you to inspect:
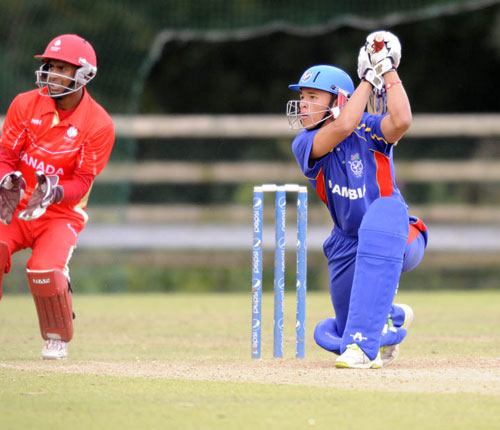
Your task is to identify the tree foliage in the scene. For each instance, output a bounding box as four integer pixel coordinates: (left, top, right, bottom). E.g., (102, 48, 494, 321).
(0, 1, 498, 113)
(143, 3, 500, 113)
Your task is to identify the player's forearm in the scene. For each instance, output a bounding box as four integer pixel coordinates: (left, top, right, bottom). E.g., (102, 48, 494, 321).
(384, 71, 412, 136)
(0, 146, 20, 178)
(59, 171, 95, 203)
(337, 81, 373, 129)
(312, 81, 372, 159)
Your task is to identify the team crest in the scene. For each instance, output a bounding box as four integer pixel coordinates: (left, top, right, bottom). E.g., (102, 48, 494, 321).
(67, 126, 78, 139)
(301, 70, 313, 82)
(51, 39, 62, 52)
(348, 153, 363, 178)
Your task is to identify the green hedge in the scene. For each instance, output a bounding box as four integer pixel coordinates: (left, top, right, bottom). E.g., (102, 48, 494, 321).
(4, 249, 500, 295)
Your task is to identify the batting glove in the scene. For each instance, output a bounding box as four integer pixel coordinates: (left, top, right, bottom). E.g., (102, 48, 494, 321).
(365, 31, 402, 76)
(357, 47, 384, 90)
(0, 171, 26, 225)
(18, 171, 63, 221)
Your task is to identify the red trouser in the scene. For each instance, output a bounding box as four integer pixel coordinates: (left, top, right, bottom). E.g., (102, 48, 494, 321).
(0, 210, 83, 274)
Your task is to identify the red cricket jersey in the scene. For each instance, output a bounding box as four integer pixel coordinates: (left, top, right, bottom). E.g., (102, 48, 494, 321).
(0, 88, 115, 225)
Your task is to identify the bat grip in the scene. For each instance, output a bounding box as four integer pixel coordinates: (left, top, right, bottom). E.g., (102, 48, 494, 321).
(374, 34, 385, 52)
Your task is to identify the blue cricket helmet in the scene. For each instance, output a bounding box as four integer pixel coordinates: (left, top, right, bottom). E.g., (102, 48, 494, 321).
(289, 65, 355, 96)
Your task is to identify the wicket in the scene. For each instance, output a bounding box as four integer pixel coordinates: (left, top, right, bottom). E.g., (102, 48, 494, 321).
(251, 183, 308, 359)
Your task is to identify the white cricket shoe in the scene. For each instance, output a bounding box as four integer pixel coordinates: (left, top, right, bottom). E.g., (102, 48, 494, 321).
(41, 339, 68, 360)
(335, 343, 383, 369)
(380, 303, 414, 366)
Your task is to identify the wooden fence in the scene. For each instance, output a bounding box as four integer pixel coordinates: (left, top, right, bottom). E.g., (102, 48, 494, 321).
(2, 114, 500, 224)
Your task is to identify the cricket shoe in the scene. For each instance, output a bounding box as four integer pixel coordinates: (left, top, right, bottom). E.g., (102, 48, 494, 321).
(335, 343, 383, 369)
(41, 339, 68, 360)
(380, 303, 414, 366)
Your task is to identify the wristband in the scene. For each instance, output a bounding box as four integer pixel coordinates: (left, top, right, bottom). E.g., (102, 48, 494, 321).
(386, 80, 402, 90)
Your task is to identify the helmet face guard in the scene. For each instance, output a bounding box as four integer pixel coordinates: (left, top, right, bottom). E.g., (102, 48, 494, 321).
(35, 59, 96, 98)
(286, 88, 350, 130)
(286, 100, 331, 130)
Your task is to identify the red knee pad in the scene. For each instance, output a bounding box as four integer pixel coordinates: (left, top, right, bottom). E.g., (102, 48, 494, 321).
(27, 269, 74, 342)
(0, 241, 11, 301)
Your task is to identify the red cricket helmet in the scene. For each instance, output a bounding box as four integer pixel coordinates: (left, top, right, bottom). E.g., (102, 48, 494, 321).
(35, 34, 97, 69)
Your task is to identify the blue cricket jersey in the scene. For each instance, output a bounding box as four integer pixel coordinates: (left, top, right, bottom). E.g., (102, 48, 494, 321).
(292, 112, 407, 237)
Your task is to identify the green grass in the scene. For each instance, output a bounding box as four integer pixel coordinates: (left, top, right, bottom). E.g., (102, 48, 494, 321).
(1, 291, 500, 430)
(1, 370, 499, 430)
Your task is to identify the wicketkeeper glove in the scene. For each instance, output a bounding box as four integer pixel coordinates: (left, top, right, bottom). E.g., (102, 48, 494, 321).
(357, 47, 384, 90)
(0, 171, 26, 225)
(365, 31, 402, 76)
(18, 171, 63, 221)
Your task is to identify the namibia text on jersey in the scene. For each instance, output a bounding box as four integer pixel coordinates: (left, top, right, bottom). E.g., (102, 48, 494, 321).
(330, 183, 366, 200)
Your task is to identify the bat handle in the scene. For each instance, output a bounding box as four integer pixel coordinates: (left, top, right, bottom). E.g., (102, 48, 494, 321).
(374, 33, 385, 52)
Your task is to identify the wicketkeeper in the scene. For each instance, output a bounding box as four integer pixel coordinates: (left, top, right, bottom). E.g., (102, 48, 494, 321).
(286, 31, 428, 368)
(0, 34, 114, 360)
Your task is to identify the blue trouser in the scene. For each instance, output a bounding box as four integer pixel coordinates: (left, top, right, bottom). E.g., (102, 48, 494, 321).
(315, 197, 428, 360)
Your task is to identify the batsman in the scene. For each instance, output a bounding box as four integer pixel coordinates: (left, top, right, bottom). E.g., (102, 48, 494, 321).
(286, 31, 428, 368)
(0, 34, 114, 360)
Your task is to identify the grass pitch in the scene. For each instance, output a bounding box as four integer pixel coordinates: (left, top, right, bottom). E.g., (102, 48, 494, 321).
(1, 291, 499, 430)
